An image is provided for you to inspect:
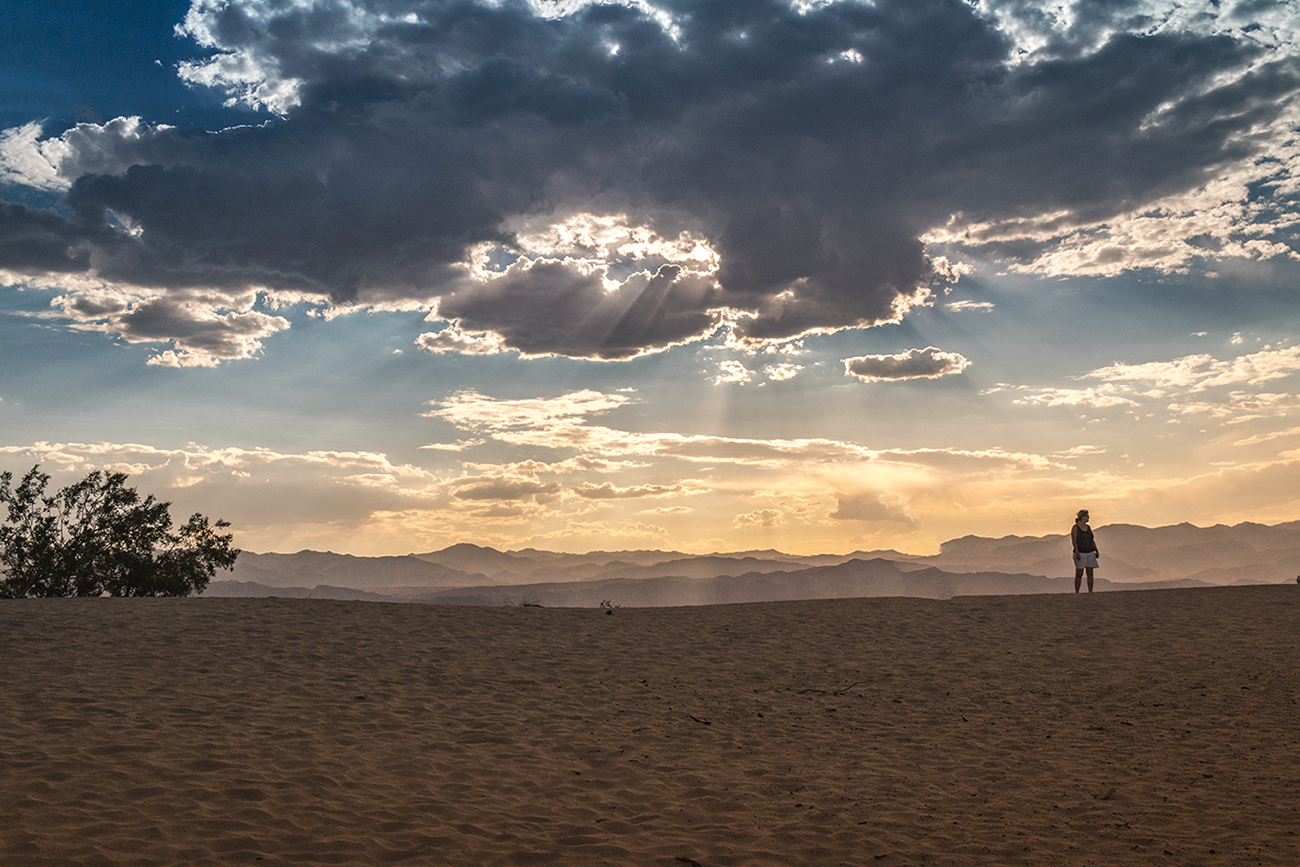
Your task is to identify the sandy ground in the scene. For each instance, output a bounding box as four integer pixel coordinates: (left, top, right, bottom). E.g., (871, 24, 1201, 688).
(2, 586, 1298, 866)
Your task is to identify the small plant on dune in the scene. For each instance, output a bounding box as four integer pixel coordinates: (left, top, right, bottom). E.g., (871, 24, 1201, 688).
(500, 595, 541, 607)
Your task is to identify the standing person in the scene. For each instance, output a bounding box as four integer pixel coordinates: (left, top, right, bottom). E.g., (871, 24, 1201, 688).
(1071, 509, 1099, 593)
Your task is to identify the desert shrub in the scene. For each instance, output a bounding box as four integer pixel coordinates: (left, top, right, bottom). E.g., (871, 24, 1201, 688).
(0, 466, 239, 598)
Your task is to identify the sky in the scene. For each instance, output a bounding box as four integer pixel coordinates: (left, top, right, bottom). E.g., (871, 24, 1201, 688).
(2, 0, 1300, 558)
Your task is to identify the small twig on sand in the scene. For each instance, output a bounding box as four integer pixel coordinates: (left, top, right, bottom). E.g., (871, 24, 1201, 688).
(798, 681, 864, 696)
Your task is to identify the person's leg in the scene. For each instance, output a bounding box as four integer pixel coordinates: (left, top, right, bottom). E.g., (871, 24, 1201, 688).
(1075, 568, 1083, 592)
(1085, 567, 1094, 593)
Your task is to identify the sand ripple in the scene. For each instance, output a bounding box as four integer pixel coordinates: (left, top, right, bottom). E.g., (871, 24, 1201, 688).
(2, 587, 1298, 865)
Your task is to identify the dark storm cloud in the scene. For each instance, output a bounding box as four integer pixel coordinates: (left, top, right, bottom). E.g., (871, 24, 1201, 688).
(2, 0, 1296, 359)
(913, 33, 1295, 225)
(435, 261, 721, 358)
(55, 131, 507, 300)
(0, 200, 102, 273)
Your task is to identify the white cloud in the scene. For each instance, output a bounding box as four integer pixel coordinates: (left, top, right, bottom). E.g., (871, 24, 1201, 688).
(1087, 346, 1300, 391)
(526, 456, 648, 474)
(875, 447, 1061, 472)
(426, 389, 633, 433)
(505, 212, 720, 272)
(1012, 385, 1141, 409)
(713, 360, 753, 384)
(0, 122, 70, 191)
(843, 346, 971, 382)
(945, 300, 995, 312)
(573, 482, 683, 499)
(422, 388, 1075, 480)
(1233, 426, 1300, 447)
(418, 440, 485, 452)
(734, 508, 782, 528)
(830, 491, 917, 526)
(415, 325, 509, 356)
(1170, 391, 1300, 419)
(175, 3, 310, 113)
(1061, 445, 1107, 457)
(763, 362, 803, 381)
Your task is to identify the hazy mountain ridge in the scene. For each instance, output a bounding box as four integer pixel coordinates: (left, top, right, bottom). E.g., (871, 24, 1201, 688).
(211, 520, 1300, 605)
(233, 551, 486, 592)
(921, 521, 1300, 584)
(417, 559, 1080, 608)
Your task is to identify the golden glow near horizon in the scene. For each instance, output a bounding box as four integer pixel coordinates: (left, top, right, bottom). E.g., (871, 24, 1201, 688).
(7, 355, 1300, 558)
(2, 0, 1300, 557)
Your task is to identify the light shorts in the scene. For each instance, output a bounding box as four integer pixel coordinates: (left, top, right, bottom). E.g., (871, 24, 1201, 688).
(1073, 552, 1099, 569)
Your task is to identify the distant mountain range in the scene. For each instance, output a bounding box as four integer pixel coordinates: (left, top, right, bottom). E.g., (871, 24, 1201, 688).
(203, 521, 1300, 606)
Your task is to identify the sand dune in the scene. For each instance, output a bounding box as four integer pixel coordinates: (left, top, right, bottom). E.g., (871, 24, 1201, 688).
(3, 586, 1298, 865)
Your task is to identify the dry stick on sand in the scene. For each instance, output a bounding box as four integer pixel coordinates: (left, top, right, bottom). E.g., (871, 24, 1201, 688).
(797, 680, 864, 696)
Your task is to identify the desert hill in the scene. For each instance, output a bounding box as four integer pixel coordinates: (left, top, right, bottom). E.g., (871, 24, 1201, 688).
(414, 559, 1219, 609)
(208, 520, 1300, 606)
(917, 520, 1300, 583)
(232, 551, 485, 592)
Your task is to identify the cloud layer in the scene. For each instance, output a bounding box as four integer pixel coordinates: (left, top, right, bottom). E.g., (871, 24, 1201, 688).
(11, 358, 1300, 556)
(2, 0, 1298, 364)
